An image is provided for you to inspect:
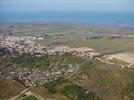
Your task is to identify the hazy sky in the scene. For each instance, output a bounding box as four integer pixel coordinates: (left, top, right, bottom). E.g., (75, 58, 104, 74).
(1, 0, 134, 13)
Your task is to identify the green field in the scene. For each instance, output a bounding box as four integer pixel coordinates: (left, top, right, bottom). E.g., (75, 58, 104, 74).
(14, 26, 73, 36)
(38, 36, 134, 54)
(21, 95, 39, 100)
(11, 25, 134, 54)
(66, 37, 134, 54)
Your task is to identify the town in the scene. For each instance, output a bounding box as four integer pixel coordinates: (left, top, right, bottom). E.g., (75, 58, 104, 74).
(0, 35, 133, 88)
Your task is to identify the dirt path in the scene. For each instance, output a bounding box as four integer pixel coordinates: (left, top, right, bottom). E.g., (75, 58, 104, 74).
(55, 46, 94, 52)
(109, 53, 134, 64)
(8, 88, 31, 100)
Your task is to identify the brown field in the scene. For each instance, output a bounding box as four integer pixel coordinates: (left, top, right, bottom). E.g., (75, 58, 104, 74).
(109, 53, 134, 64)
(0, 77, 25, 99)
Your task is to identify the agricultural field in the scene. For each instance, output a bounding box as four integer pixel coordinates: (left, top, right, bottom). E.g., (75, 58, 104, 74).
(37, 34, 134, 55)
(1, 23, 134, 54)
(10, 24, 133, 54)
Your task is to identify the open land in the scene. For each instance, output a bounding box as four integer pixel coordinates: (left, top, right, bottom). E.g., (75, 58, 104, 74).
(110, 53, 134, 64)
(0, 23, 134, 100)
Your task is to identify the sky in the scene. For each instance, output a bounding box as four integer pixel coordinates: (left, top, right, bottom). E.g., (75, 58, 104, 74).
(1, 0, 134, 13)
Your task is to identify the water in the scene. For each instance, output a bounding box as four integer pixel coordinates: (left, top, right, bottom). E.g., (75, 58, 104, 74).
(1, 11, 134, 29)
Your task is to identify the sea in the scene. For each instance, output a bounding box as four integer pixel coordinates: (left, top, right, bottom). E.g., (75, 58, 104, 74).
(1, 11, 134, 29)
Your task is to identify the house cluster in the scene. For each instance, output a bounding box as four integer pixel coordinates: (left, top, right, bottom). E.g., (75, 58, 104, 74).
(0, 35, 133, 87)
(0, 36, 100, 58)
(0, 62, 78, 87)
(0, 36, 48, 55)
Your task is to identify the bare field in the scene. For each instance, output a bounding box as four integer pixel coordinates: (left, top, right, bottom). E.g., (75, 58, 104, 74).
(110, 53, 134, 64)
(0, 77, 25, 99)
(55, 46, 94, 52)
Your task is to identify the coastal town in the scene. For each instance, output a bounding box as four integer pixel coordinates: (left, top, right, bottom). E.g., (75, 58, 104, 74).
(0, 35, 133, 88)
(0, 35, 93, 87)
(1, 0, 134, 99)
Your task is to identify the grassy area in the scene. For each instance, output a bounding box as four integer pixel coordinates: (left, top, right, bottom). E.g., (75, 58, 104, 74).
(13, 25, 134, 54)
(0, 48, 134, 100)
(43, 78, 100, 100)
(1, 24, 134, 100)
(61, 84, 100, 100)
(14, 26, 73, 36)
(0, 53, 12, 68)
(110, 58, 129, 66)
(47, 26, 72, 33)
(65, 37, 134, 54)
(21, 95, 39, 100)
(30, 59, 134, 100)
(11, 52, 88, 69)
(31, 86, 68, 100)
(37, 34, 134, 54)
(71, 61, 134, 100)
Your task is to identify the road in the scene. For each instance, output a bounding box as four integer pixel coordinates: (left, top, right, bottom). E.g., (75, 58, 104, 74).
(8, 88, 31, 100)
